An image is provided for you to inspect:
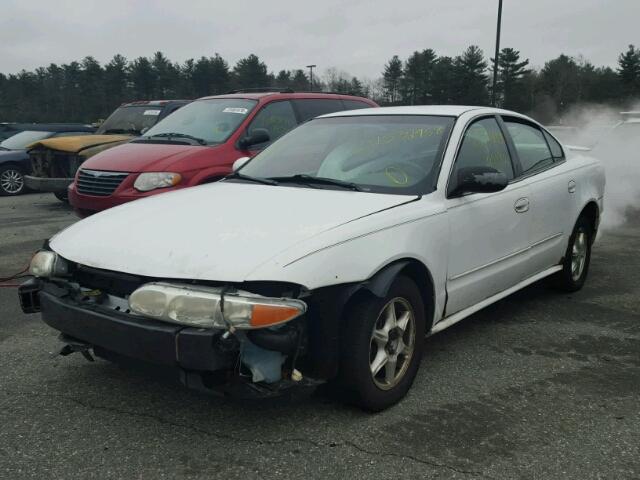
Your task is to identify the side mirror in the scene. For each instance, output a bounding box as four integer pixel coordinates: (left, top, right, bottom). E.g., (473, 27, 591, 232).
(232, 156, 251, 172)
(238, 128, 270, 149)
(450, 166, 508, 197)
(140, 127, 150, 135)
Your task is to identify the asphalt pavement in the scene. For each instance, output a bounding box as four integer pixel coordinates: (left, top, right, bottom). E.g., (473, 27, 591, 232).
(1, 193, 639, 479)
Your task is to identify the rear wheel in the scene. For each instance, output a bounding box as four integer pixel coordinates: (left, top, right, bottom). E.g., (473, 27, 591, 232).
(340, 275, 425, 411)
(0, 165, 25, 196)
(552, 215, 593, 292)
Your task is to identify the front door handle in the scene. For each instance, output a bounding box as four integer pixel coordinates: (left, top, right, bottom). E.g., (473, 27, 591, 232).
(514, 197, 529, 213)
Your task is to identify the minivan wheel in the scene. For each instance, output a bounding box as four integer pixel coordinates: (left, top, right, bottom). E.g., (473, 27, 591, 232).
(552, 215, 593, 292)
(340, 275, 425, 411)
(0, 165, 25, 196)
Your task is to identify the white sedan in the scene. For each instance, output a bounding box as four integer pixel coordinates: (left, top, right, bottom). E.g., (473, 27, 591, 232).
(21, 106, 605, 411)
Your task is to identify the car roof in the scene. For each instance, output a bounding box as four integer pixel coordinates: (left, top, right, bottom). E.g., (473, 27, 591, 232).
(319, 105, 515, 118)
(197, 92, 376, 103)
(12, 123, 95, 133)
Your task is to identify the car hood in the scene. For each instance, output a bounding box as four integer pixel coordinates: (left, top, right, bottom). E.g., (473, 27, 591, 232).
(28, 135, 132, 154)
(79, 142, 214, 172)
(50, 182, 414, 282)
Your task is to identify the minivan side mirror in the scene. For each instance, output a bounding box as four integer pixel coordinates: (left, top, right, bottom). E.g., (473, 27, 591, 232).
(232, 156, 251, 172)
(238, 128, 270, 149)
(449, 166, 508, 197)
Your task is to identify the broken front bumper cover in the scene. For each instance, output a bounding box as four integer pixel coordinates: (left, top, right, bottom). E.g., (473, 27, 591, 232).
(19, 279, 314, 397)
(24, 175, 72, 193)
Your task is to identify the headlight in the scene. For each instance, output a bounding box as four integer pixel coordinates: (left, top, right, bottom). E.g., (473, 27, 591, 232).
(129, 282, 306, 329)
(134, 172, 182, 192)
(29, 251, 69, 278)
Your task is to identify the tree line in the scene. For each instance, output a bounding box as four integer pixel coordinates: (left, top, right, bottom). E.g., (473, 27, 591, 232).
(1, 45, 639, 125)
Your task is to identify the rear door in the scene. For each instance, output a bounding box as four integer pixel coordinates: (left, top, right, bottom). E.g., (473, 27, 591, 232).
(445, 115, 532, 315)
(501, 117, 572, 275)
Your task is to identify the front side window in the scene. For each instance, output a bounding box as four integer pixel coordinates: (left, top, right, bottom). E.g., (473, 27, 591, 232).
(0, 130, 53, 150)
(504, 120, 554, 175)
(448, 117, 513, 195)
(141, 99, 257, 145)
(240, 115, 455, 195)
(246, 101, 298, 147)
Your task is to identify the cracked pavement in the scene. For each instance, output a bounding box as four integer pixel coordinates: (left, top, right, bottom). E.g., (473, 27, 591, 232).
(1, 193, 639, 479)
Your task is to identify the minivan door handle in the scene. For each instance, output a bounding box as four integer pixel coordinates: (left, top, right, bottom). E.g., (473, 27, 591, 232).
(514, 197, 530, 213)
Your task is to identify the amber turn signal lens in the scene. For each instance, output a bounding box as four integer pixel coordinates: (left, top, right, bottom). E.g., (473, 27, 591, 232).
(250, 304, 302, 328)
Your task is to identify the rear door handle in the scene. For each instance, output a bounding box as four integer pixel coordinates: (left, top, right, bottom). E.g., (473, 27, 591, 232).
(514, 197, 529, 213)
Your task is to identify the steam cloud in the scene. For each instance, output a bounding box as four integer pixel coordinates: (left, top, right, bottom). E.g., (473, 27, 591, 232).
(548, 102, 640, 230)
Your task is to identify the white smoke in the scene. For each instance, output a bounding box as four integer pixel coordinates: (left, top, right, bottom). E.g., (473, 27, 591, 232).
(549, 102, 640, 230)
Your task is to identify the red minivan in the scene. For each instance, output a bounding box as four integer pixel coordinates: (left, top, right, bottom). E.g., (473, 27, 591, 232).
(69, 91, 378, 216)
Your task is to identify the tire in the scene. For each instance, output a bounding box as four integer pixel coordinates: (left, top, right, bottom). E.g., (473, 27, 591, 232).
(552, 215, 593, 292)
(0, 165, 26, 196)
(54, 191, 69, 202)
(339, 275, 426, 412)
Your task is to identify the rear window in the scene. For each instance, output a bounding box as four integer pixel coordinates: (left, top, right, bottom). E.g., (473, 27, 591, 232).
(293, 99, 346, 122)
(0, 130, 53, 150)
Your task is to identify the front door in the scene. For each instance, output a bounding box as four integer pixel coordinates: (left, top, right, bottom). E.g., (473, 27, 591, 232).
(445, 116, 532, 315)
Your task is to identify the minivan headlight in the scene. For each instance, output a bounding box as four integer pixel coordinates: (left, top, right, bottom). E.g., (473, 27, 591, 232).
(129, 282, 306, 329)
(134, 172, 181, 192)
(29, 251, 69, 278)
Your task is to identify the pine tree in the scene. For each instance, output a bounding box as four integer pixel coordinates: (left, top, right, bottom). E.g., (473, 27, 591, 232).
(382, 55, 403, 104)
(617, 44, 640, 98)
(452, 46, 489, 105)
(232, 54, 269, 90)
(495, 47, 530, 111)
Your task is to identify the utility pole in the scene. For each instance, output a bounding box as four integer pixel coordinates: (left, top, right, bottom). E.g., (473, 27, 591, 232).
(491, 0, 503, 107)
(306, 64, 316, 91)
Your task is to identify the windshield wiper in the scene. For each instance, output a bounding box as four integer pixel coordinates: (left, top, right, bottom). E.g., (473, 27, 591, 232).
(225, 172, 278, 186)
(148, 132, 207, 145)
(269, 174, 362, 191)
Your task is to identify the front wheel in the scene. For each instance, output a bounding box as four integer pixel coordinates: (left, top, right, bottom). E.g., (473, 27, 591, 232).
(0, 165, 25, 196)
(54, 191, 68, 202)
(553, 215, 593, 292)
(340, 275, 426, 411)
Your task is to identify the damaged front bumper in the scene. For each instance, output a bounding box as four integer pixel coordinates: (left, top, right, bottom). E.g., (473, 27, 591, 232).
(24, 175, 72, 193)
(19, 278, 319, 398)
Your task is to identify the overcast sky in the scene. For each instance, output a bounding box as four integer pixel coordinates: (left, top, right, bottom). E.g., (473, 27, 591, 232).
(1, 0, 638, 79)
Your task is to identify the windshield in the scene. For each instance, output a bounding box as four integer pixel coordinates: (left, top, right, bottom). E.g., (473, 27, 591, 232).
(141, 99, 257, 145)
(240, 115, 455, 195)
(0, 130, 53, 150)
(96, 105, 164, 135)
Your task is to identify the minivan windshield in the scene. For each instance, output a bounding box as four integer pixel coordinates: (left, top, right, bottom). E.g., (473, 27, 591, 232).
(239, 115, 455, 195)
(142, 99, 258, 145)
(96, 105, 164, 135)
(0, 130, 53, 150)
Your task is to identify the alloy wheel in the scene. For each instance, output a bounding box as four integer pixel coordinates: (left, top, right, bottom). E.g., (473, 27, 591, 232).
(369, 297, 416, 390)
(0, 169, 24, 194)
(571, 229, 588, 281)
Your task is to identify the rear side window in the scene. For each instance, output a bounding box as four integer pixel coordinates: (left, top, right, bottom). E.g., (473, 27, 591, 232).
(293, 99, 345, 123)
(543, 130, 565, 160)
(342, 100, 372, 111)
(504, 120, 554, 175)
(247, 100, 298, 147)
